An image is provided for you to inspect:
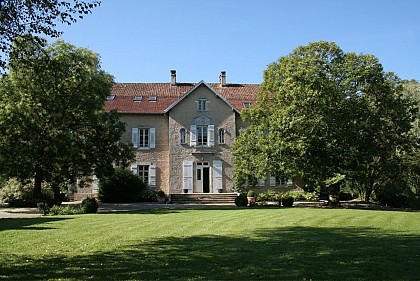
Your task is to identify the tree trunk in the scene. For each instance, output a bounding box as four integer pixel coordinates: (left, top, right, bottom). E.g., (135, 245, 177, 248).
(34, 173, 43, 199)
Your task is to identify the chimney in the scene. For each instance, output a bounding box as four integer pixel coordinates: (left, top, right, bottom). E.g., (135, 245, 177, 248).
(219, 71, 226, 87)
(170, 70, 177, 86)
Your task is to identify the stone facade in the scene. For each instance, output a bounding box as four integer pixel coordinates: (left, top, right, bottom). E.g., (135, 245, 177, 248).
(73, 71, 296, 198)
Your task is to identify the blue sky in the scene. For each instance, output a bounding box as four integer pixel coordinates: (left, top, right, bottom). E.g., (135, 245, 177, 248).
(58, 0, 420, 84)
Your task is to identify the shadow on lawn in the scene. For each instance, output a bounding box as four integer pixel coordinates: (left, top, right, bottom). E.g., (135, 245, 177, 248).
(0, 217, 72, 231)
(1, 226, 419, 280)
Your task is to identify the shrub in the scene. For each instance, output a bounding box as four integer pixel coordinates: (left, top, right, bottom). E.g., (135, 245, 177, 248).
(304, 191, 319, 202)
(138, 189, 158, 202)
(256, 189, 281, 203)
(235, 194, 248, 207)
(81, 197, 98, 213)
(99, 168, 147, 203)
(37, 202, 50, 215)
(157, 190, 165, 197)
(0, 178, 54, 206)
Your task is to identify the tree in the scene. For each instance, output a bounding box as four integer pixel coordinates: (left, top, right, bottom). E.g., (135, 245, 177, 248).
(233, 41, 417, 202)
(0, 39, 133, 200)
(0, 0, 100, 70)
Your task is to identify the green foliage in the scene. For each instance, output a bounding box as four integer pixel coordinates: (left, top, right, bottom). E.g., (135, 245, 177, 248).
(0, 0, 100, 70)
(255, 189, 281, 203)
(138, 189, 159, 202)
(99, 168, 146, 203)
(233, 41, 418, 202)
(246, 190, 255, 197)
(37, 202, 50, 215)
(234, 194, 248, 207)
(81, 197, 98, 213)
(157, 190, 165, 198)
(304, 191, 319, 202)
(0, 39, 133, 199)
(0, 178, 54, 206)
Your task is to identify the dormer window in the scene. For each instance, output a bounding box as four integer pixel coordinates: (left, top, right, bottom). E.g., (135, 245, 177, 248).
(134, 96, 143, 101)
(106, 95, 116, 101)
(243, 102, 251, 108)
(197, 98, 208, 111)
(148, 96, 157, 102)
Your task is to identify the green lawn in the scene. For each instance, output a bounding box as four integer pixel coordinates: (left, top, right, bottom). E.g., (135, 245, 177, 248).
(0, 207, 419, 280)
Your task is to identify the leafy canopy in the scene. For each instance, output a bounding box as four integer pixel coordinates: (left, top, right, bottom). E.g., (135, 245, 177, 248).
(0, 39, 133, 198)
(0, 0, 100, 70)
(233, 41, 418, 201)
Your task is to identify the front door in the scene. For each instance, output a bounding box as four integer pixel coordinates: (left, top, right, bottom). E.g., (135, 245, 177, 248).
(196, 162, 210, 193)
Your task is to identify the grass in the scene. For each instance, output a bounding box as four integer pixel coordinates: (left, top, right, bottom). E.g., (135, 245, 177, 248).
(0, 207, 419, 280)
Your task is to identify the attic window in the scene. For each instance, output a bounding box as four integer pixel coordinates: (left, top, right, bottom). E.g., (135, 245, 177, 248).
(133, 96, 143, 101)
(107, 95, 116, 101)
(148, 96, 157, 102)
(243, 102, 251, 108)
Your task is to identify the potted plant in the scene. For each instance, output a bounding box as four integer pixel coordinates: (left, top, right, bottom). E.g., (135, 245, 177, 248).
(281, 191, 294, 207)
(183, 188, 189, 193)
(157, 190, 166, 203)
(247, 190, 256, 205)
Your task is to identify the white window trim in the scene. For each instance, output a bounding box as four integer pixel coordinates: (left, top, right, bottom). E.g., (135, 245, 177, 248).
(131, 127, 156, 149)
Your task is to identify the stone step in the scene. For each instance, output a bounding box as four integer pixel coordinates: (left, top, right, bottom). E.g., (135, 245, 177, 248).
(170, 193, 237, 204)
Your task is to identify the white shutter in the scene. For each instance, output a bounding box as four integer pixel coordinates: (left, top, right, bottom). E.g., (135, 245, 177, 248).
(190, 125, 197, 146)
(212, 160, 223, 192)
(131, 128, 139, 148)
(149, 128, 156, 148)
(208, 125, 215, 146)
(92, 175, 99, 193)
(183, 161, 193, 191)
(131, 164, 138, 175)
(149, 165, 156, 186)
(269, 175, 276, 187)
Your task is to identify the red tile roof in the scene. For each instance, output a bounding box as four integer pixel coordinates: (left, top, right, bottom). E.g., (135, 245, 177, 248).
(104, 82, 259, 113)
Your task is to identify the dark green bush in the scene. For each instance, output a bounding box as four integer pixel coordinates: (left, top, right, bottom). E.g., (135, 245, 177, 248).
(99, 168, 147, 203)
(138, 189, 158, 202)
(235, 194, 248, 207)
(81, 197, 98, 213)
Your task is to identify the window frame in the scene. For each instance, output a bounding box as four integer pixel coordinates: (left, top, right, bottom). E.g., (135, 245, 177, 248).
(138, 165, 149, 185)
(197, 125, 208, 146)
(180, 128, 186, 144)
(197, 99, 208, 111)
(218, 128, 225, 144)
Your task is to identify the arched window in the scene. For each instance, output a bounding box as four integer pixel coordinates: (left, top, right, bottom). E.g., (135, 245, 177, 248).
(180, 128, 186, 144)
(218, 128, 225, 144)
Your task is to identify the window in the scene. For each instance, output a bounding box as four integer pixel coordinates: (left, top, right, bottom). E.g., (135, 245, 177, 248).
(190, 125, 214, 146)
(148, 96, 157, 101)
(197, 99, 208, 111)
(132, 127, 156, 148)
(197, 125, 208, 146)
(180, 128, 186, 144)
(106, 95, 116, 101)
(133, 96, 143, 101)
(131, 164, 156, 186)
(218, 128, 225, 144)
(139, 128, 149, 148)
(243, 102, 251, 108)
(276, 173, 288, 185)
(138, 165, 149, 185)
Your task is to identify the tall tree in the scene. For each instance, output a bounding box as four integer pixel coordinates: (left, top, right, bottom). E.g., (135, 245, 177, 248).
(0, 0, 100, 70)
(0, 39, 133, 199)
(233, 41, 417, 202)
